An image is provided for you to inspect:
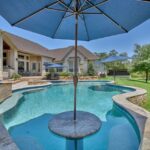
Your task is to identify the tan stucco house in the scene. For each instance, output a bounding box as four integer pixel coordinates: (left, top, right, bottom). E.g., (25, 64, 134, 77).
(49, 46, 99, 74)
(0, 30, 100, 80)
(0, 31, 53, 79)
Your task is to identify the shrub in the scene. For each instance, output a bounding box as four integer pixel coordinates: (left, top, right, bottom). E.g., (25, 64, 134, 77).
(45, 72, 51, 79)
(87, 62, 96, 76)
(11, 73, 21, 80)
(59, 72, 72, 77)
(130, 72, 145, 79)
(79, 72, 88, 76)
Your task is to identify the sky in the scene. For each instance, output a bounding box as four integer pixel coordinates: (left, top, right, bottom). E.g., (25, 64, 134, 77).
(0, 16, 150, 56)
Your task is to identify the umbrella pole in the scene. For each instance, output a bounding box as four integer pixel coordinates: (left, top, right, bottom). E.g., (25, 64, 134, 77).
(73, 13, 78, 120)
(113, 69, 115, 82)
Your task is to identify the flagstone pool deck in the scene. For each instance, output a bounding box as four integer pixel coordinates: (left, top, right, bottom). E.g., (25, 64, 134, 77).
(0, 81, 150, 150)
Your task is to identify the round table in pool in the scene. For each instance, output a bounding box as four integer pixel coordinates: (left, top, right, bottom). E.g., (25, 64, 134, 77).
(48, 111, 101, 139)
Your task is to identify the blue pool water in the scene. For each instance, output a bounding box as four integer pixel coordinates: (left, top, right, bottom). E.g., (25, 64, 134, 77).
(2, 81, 140, 150)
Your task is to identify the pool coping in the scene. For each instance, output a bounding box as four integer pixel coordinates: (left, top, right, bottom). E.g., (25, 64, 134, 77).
(12, 82, 52, 91)
(111, 83, 150, 150)
(0, 80, 150, 150)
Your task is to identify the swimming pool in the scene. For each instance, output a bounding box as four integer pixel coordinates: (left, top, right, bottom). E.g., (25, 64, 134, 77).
(2, 81, 140, 150)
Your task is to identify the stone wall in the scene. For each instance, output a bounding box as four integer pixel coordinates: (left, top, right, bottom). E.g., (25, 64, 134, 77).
(128, 93, 147, 106)
(0, 83, 12, 103)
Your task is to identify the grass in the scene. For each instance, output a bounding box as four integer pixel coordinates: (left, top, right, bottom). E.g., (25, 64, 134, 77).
(101, 76, 150, 111)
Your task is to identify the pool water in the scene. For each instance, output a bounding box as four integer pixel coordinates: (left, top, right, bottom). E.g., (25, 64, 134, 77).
(2, 81, 140, 150)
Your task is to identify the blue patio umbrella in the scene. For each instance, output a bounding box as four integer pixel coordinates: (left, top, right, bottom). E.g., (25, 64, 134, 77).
(101, 55, 131, 63)
(0, 0, 150, 120)
(101, 55, 131, 81)
(44, 63, 64, 69)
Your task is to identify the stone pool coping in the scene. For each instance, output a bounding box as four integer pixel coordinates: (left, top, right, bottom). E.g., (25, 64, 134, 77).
(0, 82, 52, 115)
(12, 81, 52, 91)
(0, 81, 150, 150)
(111, 84, 150, 150)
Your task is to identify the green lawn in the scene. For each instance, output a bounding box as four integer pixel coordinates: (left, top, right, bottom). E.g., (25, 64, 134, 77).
(103, 76, 150, 111)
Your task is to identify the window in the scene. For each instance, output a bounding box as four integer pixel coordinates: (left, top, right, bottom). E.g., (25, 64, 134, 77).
(3, 52, 7, 57)
(26, 62, 29, 72)
(18, 53, 30, 73)
(18, 55, 24, 59)
(3, 52, 7, 66)
(57, 68, 63, 72)
(18, 61, 25, 72)
(3, 59, 7, 66)
(68, 60, 74, 72)
(32, 63, 36, 71)
(68, 57, 80, 72)
(26, 56, 29, 60)
(38, 63, 40, 72)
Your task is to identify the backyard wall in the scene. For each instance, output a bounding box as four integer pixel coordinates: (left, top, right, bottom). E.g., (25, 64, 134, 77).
(0, 83, 12, 103)
(128, 93, 147, 106)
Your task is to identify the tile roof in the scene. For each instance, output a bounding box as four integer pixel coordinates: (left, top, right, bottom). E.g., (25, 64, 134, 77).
(49, 46, 98, 62)
(2, 31, 52, 58)
(1, 30, 98, 61)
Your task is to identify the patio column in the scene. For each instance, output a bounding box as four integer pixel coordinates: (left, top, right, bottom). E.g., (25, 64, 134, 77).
(0, 33, 3, 80)
(9, 49, 18, 74)
(13, 49, 18, 73)
(41, 57, 46, 76)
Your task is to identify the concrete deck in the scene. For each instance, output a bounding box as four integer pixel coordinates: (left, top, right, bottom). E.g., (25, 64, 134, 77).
(0, 123, 19, 150)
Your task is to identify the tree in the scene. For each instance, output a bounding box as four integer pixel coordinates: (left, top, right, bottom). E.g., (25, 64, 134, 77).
(119, 52, 128, 57)
(95, 52, 108, 60)
(133, 59, 150, 83)
(87, 62, 95, 76)
(109, 49, 118, 56)
(133, 44, 150, 61)
(132, 44, 150, 82)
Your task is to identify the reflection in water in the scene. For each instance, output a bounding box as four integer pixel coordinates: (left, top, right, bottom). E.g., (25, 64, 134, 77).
(88, 85, 133, 93)
(6, 108, 139, 150)
(66, 139, 83, 150)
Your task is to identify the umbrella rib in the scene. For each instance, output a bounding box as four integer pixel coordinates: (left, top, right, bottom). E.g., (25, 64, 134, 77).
(86, 0, 128, 33)
(58, 0, 74, 12)
(46, 7, 72, 13)
(78, 0, 87, 12)
(80, 12, 102, 14)
(11, 1, 59, 26)
(52, 0, 74, 38)
(80, 0, 109, 12)
(80, 14, 90, 41)
(64, 13, 74, 19)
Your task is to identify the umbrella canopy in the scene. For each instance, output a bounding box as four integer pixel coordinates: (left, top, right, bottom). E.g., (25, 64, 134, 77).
(101, 55, 131, 81)
(0, 0, 150, 41)
(44, 63, 64, 69)
(0, 0, 150, 120)
(101, 56, 131, 63)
